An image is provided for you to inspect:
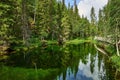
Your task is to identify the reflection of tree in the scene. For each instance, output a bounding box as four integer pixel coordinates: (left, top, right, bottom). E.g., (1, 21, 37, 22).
(103, 56, 115, 80)
(98, 52, 102, 71)
(61, 45, 71, 67)
(63, 70, 67, 80)
(89, 43, 96, 74)
(6, 43, 113, 80)
(6, 45, 64, 68)
(79, 43, 94, 64)
(90, 54, 95, 74)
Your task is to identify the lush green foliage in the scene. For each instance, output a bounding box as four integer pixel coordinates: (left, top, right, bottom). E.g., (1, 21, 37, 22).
(0, 0, 120, 78)
(0, 66, 59, 80)
(65, 38, 96, 45)
(97, 0, 120, 71)
(111, 55, 120, 70)
(0, 0, 91, 53)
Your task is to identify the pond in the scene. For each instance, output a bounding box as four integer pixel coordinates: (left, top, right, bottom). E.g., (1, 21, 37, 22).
(0, 43, 115, 80)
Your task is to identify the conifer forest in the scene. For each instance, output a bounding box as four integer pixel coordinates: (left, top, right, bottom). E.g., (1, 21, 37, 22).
(0, 0, 120, 80)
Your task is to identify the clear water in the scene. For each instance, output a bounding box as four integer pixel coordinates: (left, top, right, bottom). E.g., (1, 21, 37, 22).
(0, 43, 115, 80)
(56, 54, 108, 80)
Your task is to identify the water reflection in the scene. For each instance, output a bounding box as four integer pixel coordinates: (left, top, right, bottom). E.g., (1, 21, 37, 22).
(56, 53, 107, 80)
(0, 43, 115, 80)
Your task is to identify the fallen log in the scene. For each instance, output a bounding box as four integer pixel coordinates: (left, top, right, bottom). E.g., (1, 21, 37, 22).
(94, 36, 120, 49)
(94, 36, 114, 45)
(94, 44, 109, 57)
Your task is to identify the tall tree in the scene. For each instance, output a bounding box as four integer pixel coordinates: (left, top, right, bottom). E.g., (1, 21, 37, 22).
(35, 0, 50, 40)
(90, 7, 96, 24)
(90, 7, 97, 36)
(0, 0, 17, 46)
(21, 0, 30, 46)
(48, 0, 57, 40)
(73, 0, 78, 13)
(98, 9, 104, 36)
(61, 10, 71, 41)
(62, 0, 65, 10)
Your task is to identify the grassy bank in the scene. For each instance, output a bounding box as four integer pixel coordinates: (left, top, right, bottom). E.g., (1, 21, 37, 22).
(65, 38, 96, 45)
(0, 66, 59, 80)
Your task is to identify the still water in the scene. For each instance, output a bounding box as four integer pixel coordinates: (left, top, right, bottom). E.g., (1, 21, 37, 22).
(56, 54, 107, 80)
(0, 43, 115, 80)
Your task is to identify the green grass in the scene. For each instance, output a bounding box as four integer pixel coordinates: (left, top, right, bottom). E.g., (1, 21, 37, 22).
(0, 66, 60, 80)
(46, 40, 58, 45)
(65, 38, 96, 45)
(12, 38, 97, 53)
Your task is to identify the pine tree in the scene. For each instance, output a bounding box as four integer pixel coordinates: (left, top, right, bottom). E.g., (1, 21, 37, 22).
(0, 0, 17, 46)
(61, 10, 71, 41)
(48, 0, 57, 40)
(35, 0, 50, 40)
(98, 9, 104, 36)
(90, 7, 97, 36)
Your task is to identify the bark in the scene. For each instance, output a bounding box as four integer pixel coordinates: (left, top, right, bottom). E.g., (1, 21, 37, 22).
(34, 0, 38, 23)
(116, 34, 120, 56)
(116, 42, 120, 56)
(115, 19, 120, 56)
(21, 0, 30, 46)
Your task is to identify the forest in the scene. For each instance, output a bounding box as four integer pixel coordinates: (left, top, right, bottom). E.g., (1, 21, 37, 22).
(0, 0, 120, 80)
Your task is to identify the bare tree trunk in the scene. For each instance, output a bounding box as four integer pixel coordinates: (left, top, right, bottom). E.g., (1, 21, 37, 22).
(115, 32, 119, 56)
(116, 41, 119, 56)
(21, 0, 30, 46)
(34, 0, 38, 24)
(116, 19, 120, 56)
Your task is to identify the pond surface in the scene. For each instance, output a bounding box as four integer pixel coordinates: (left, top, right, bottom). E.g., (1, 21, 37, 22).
(0, 43, 115, 80)
(56, 54, 108, 80)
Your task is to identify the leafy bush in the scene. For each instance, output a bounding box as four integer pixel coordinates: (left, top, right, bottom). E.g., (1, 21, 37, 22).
(111, 55, 120, 70)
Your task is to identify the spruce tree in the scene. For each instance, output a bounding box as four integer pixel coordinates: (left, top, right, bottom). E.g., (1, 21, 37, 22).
(90, 7, 97, 36)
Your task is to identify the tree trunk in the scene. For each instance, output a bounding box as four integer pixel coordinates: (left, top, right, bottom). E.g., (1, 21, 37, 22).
(115, 19, 120, 56)
(34, 0, 38, 23)
(21, 0, 30, 46)
(116, 41, 120, 56)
